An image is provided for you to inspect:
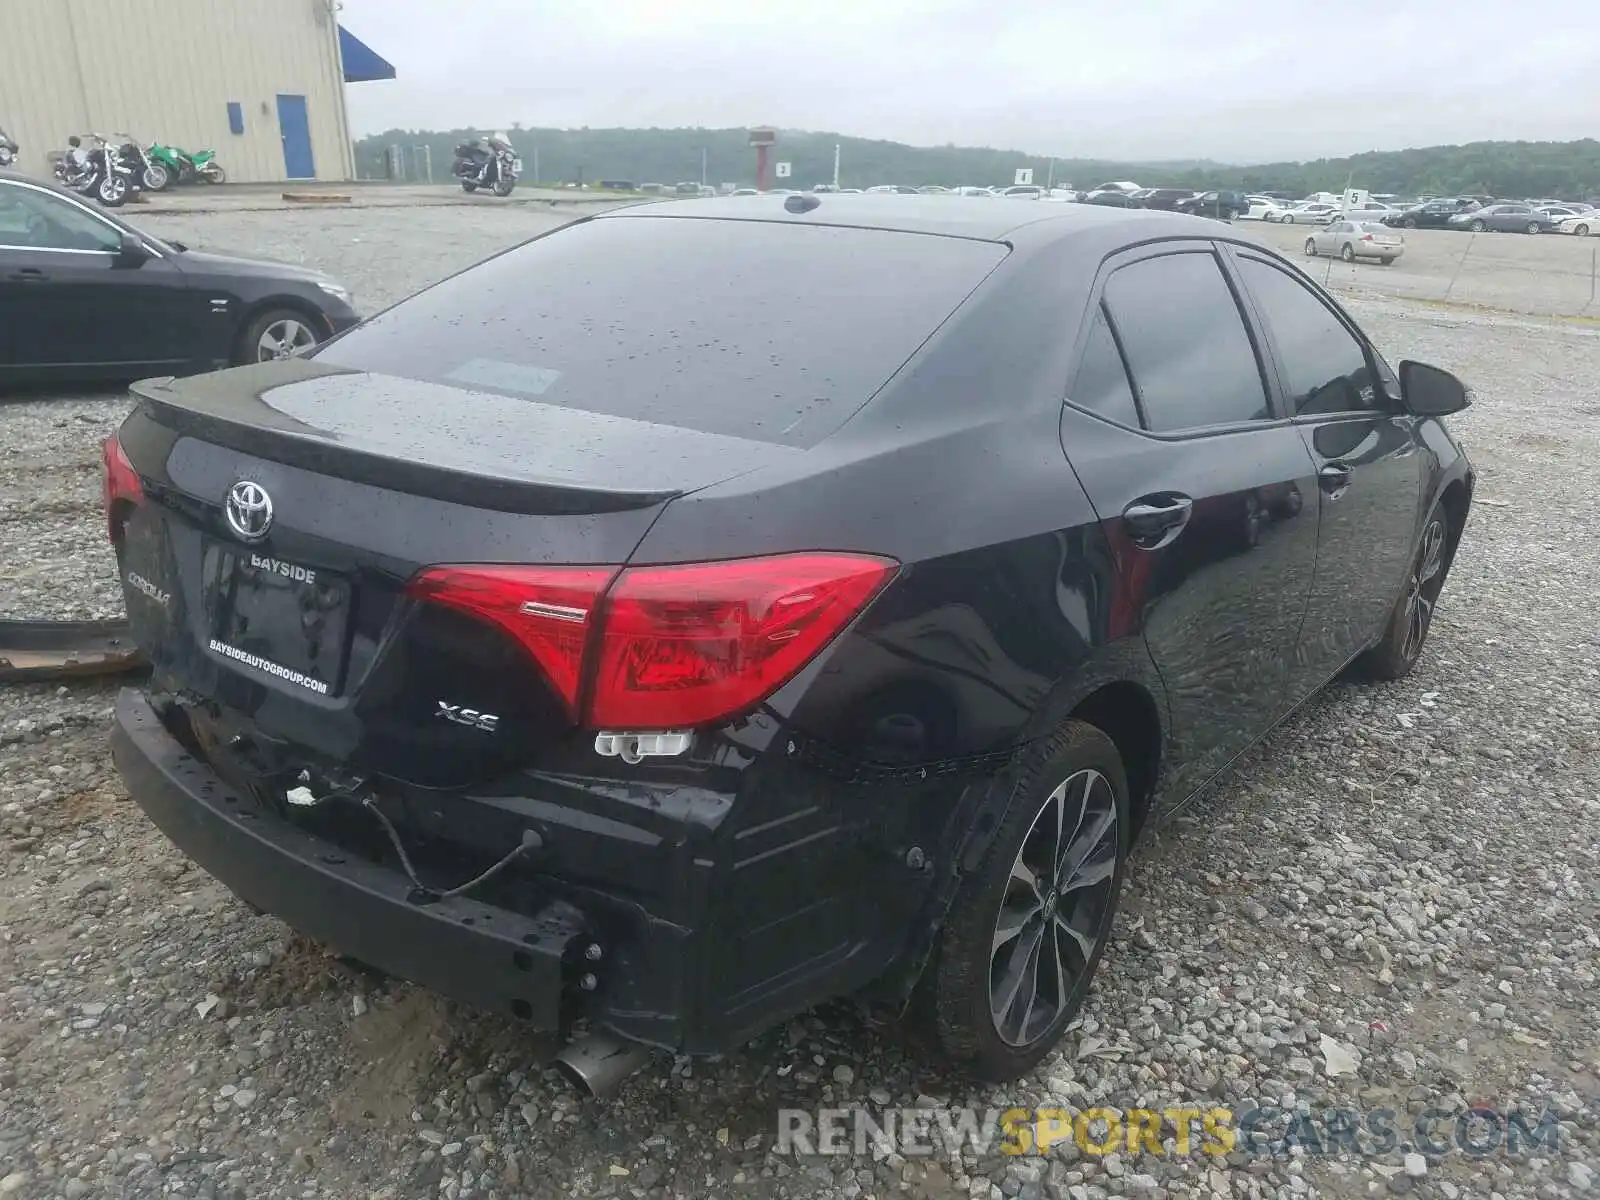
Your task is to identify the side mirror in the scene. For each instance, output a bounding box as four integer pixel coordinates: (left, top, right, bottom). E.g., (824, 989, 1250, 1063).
(113, 232, 149, 268)
(1398, 360, 1471, 417)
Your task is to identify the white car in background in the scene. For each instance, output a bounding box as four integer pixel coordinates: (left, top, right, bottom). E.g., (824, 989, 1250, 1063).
(1266, 201, 1340, 224)
(1241, 195, 1281, 220)
(1302, 220, 1405, 264)
(1556, 210, 1600, 236)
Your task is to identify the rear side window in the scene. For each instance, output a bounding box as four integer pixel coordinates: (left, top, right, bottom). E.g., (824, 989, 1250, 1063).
(1236, 257, 1379, 416)
(1067, 305, 1139, 427)
(315, 216, 1007, 448)
(1102, 251, 1271, 433)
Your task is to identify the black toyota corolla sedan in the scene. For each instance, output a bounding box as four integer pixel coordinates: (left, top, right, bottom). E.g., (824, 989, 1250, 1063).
(0, 171, 359, 387)
(104, 195, 1474, 1088)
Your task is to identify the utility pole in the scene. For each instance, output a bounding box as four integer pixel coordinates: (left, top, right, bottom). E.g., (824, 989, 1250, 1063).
(1046, 159, 1055, 190)
(701, 145, 708, 186)
(833, 143, 841, 190)
(532, 144, 539, 185)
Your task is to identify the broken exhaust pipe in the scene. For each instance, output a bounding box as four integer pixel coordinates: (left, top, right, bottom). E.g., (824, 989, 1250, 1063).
(552, 1033, 650, 1098)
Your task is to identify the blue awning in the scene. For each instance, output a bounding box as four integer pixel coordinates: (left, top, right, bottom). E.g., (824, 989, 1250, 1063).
(339, 25, 396, 82)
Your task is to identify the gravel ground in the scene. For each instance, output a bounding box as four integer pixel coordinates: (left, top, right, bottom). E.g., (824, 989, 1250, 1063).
(1, 208, 1598, 1200)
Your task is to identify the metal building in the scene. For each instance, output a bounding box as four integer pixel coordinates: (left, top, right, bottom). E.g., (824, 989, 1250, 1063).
(0, 0, 395, 184)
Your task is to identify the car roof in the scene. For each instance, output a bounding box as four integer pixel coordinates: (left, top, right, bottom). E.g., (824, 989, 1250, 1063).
(600, 194, 1231, 250)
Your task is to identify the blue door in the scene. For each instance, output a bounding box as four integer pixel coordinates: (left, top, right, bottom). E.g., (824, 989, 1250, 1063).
(276, 94, 315, 179)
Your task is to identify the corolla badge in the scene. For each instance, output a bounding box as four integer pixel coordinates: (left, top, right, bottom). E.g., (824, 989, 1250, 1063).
(225, 481, 273, 542)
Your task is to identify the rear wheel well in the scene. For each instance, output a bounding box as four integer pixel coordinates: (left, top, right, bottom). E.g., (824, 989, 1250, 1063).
(1069, 682, 1162, 837)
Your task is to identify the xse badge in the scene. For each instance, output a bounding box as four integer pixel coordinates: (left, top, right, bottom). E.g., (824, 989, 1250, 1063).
(436, 702, 499, 733)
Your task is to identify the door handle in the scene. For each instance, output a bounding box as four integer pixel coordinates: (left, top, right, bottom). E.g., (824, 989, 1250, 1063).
(6, 268, 47, 283)
(1123, 495, 1194, 547)
(1319, 462, 1353, 496)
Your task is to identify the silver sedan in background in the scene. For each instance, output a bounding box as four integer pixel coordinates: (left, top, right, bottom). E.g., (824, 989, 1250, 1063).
(1303, 220, 1406, 264)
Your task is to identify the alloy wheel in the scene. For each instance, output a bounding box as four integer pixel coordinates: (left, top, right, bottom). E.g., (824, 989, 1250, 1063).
(256, 318, 317, 361)
(1401, 518, 1447, 662)
(989, 768, 1119, 1047)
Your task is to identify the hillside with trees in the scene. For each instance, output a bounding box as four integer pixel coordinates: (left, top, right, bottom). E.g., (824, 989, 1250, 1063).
(355, 125, 1600, 201)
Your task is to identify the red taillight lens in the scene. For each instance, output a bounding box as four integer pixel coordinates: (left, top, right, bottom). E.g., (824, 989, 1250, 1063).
(1362, 234, 1374, 241)
(405, 552, 897, 730)
(101, 434, 143, 543)
(590, 553, 897, 728)
(405, 565, 616, 716)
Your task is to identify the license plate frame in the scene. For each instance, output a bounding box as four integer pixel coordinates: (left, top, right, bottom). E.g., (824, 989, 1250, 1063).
(202, 543, 352, 697)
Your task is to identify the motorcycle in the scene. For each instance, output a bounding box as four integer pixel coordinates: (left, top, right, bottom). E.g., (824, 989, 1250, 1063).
(150, 142, 225, 185)
(115, 133, 170, 191)
(0, 128, 16, 169)
(54, 134, 137, 207)
(452, 133, 519, 197)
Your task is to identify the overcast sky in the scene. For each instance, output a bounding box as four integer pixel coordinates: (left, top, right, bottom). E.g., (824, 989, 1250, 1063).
(339, 0, 1597, 163)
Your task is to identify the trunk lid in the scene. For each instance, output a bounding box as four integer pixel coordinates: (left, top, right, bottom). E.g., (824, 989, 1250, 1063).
(114, 361, 802, 788)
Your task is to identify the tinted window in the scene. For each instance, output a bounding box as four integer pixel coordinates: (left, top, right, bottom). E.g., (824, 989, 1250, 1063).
(1103, 252, 1270, 432)
(0, 182, 120, 252)
(1237, 257, 1379, 416)
(315, 216, 1007, 447)
(1068, 305, 1139, 426)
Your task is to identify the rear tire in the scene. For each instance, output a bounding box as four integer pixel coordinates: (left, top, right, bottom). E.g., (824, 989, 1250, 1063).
(143, 164, 171, 191)
(1403, 217, 1417, 228)
(1340, 243, 1355, 262)
(921, 721, 1129, 1082)
(1525, 222, 1540, 235)
(461, 179, 478, 193)
(1355, 502, 1452, 681)
(1576, 223, 1591, 236)
(1304, 238, 1318, 256)
(200, 165, 226, 184)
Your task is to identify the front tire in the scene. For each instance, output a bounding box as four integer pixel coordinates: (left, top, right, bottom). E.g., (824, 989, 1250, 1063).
(923, 721, 1129, 1082)
(1525, 222, 1540, 235)
(1355, 504, 1452, 681)
(237, 308, 320, 365)
(1576, 223, 1591, 236)
(96, 174, 129, 207)
(1469, 219, 1486, 233)
(493, 176, 515, 197)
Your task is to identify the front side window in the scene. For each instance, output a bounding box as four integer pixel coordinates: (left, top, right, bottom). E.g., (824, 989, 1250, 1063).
(1237, 257, 1379, 416)
(1102, 251, 1270, 433)
(0, 183, 121, 252)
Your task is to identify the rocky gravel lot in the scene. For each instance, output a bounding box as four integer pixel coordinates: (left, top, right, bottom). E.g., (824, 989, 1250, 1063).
(2, 207, 1598, 1200)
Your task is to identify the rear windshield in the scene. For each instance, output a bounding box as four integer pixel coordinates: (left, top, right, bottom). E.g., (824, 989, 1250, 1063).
(315, 215, 1007, 447)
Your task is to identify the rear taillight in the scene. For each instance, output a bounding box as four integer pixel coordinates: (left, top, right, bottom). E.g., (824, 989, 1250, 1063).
(1362, 233, 1374, 242)
(101, 434, 143, 543)
(405, 565, 616, 717)
(590, 553, 897, 728)
(407, 552, 897, 729)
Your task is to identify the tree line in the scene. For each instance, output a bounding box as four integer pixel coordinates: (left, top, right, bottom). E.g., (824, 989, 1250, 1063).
(355, 125, 1600, 201)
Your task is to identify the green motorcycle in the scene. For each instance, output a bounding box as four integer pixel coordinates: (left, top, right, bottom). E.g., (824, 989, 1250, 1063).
(148, 143, 227, 186)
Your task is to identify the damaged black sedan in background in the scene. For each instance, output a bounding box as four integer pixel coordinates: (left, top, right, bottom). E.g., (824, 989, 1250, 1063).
(105, 195, 1473, 1090)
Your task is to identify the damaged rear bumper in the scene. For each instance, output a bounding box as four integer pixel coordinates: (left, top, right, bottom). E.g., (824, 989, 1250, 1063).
(109, 688, 584, 1028)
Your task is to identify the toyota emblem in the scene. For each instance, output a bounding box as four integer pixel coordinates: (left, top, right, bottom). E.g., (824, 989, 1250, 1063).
(225, 481, 274, 542)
